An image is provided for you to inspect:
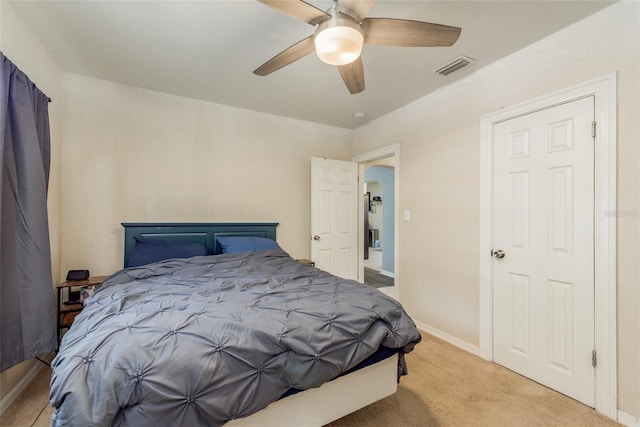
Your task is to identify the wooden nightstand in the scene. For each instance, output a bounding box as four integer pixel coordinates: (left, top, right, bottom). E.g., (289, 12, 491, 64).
(56, 275, 109, 343)
(297, 259, 315, 267)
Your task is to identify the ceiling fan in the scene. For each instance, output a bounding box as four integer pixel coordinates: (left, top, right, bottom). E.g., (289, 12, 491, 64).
(253, 0, 462, 95)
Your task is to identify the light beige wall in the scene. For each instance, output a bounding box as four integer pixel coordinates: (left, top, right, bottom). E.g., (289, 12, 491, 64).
(352, 1, 639, 418)
(61, 74, 352, 276)
(0, 0, 63, 404)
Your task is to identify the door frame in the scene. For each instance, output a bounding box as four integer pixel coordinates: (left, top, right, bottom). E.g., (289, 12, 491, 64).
(353, 144, 400, 298)
(479, 73, 617, 418)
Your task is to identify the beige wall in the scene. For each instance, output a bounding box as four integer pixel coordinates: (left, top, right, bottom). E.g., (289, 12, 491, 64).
(60, 74, 352, 276)
(2, 0, 639, 419)
(0, 1, 64, 404)
(352, 1, 639, 418)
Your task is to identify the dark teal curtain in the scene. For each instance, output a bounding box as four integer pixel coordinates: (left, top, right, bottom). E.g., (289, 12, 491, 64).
(0, 52, 57, 371)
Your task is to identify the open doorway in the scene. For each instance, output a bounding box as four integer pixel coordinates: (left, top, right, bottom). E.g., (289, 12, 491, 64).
(361, 157, 395, 298)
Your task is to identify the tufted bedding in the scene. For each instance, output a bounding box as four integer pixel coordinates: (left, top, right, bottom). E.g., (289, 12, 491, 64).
(50, 249, 421, 426)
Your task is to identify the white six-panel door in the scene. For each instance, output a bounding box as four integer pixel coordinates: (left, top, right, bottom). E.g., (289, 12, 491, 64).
(310, 157, 358, 280)
(492, 96, 595, 406)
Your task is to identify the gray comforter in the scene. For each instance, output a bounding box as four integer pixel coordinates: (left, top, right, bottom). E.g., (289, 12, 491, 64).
(50, 249, 421, 426)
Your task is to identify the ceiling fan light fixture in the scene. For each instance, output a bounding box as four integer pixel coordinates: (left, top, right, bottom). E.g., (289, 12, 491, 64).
(314, 16, 364, 66)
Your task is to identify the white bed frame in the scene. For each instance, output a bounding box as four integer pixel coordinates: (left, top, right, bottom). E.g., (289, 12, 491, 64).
(227, 354, 398, 427)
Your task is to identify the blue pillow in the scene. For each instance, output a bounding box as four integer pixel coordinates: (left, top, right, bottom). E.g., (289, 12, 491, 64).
(127, 236, 208, 267)
(217, 236, 280, 254)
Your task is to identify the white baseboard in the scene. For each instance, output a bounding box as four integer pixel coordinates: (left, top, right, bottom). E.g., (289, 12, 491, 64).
(414, 321, 480, 357)
(0, 361, 44, 415)
(380, 270, 395, 278)
(619, 410, 640, 427)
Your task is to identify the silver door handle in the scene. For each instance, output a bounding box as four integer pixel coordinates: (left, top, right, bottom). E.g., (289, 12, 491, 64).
(492, 249, 505, 259)
(312, 235, 320, 240)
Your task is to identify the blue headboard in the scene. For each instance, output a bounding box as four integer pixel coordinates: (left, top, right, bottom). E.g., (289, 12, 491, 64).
(121, 222, 279, 267)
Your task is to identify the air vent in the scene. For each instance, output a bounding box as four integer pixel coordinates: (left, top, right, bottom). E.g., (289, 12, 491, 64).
(434, 55, 476, 76)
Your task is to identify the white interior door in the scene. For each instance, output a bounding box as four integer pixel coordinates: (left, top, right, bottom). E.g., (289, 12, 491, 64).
(310, 157, 358, 280)
(492, 96, 595, 406)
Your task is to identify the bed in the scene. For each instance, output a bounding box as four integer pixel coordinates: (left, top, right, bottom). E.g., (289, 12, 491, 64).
(50, 222, 421, 426)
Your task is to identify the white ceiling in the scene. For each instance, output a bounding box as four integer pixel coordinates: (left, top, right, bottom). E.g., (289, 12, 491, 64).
(10, 0, 616, 129)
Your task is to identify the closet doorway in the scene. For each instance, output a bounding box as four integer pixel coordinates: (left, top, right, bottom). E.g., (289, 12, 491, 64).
(353, 145, 399, 300)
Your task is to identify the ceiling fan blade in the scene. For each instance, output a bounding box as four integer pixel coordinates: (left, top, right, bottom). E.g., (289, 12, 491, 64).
(254, 36, 315, 76)
(363, 18, 461, 47)
(337, 57, 365, 94)
(257, 0, 330, 25)
(337, 0, 377, 22)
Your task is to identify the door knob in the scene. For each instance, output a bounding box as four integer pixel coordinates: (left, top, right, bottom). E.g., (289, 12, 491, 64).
(312, 235, 320, 240)
(492, 249, 505, 259)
